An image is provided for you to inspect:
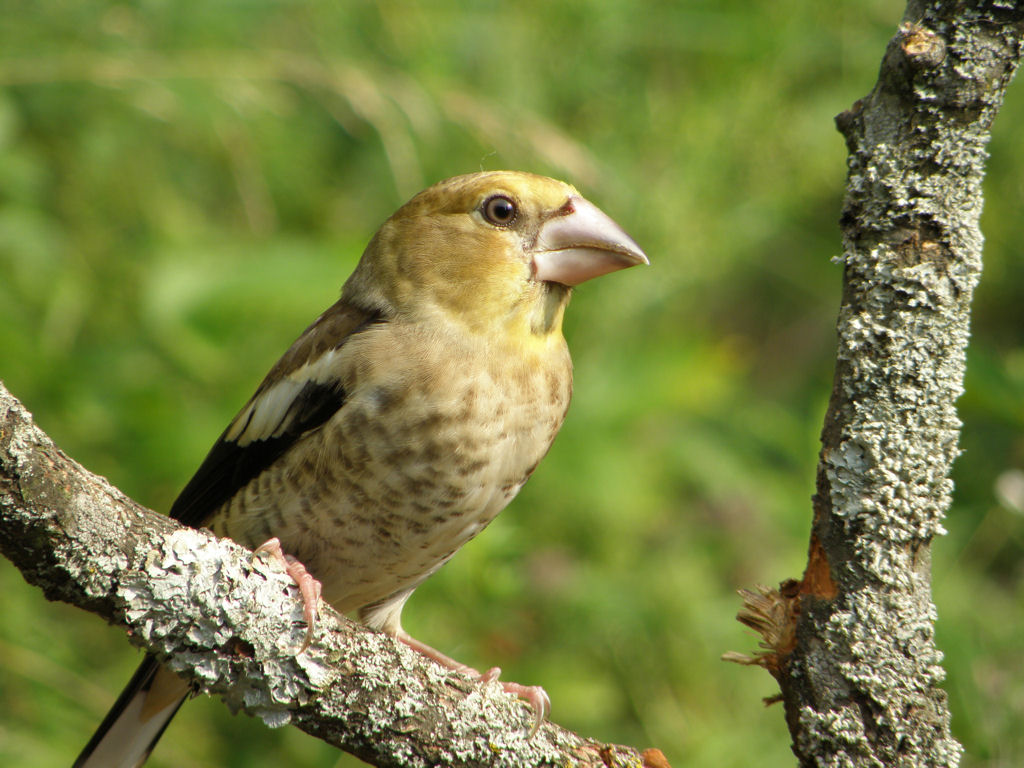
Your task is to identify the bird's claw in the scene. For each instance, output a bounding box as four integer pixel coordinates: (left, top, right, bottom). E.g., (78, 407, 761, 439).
(253, 537, 322, 652)
(395, 631, 550, 737)
(478, 669, 550, 738)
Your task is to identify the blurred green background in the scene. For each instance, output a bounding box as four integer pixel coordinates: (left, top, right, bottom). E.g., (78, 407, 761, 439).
(1, 2, 1022, 766)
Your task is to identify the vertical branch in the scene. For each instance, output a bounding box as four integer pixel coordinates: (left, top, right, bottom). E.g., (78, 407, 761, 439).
(732, 3, 1023, 767)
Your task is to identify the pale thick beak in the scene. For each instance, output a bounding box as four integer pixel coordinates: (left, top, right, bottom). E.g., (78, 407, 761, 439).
(531, 196, 648, 286)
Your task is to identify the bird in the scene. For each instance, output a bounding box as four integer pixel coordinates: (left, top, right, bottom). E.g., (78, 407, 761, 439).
(72, 170, 647, 767)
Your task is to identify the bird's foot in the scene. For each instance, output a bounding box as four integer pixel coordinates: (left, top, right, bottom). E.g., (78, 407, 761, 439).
(396, 631, 549, 737)
(253, 537, 322, 652)
(490, 673, 551, 735)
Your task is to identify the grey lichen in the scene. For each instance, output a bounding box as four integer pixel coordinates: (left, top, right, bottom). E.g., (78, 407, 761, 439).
(119, 528, 334, 723)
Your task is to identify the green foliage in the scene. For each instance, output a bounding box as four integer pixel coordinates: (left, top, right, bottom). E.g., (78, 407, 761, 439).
(1, 2, 1021, 766)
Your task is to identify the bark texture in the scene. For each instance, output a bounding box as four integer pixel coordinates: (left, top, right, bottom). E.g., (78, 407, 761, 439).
(736, 3, 1023, 767)
(0, 381, 662, 768)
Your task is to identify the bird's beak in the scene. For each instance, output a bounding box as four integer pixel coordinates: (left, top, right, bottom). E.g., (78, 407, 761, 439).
(531, 196, 648, 286)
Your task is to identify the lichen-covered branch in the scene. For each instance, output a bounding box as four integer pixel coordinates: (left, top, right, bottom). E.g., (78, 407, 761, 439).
(730, 3, 1023, 767)
(0, 380, 662, 768)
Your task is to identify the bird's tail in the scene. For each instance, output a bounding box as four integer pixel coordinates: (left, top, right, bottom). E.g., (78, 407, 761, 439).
(73, 656, 190, 768)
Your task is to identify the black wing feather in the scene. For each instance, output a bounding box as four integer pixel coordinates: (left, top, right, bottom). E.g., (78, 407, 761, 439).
(168, 380, 346, 527)
(168, 303, 384, 528)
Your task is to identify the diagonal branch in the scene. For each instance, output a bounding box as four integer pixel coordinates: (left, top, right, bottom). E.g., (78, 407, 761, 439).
(0, 380, 663, 768)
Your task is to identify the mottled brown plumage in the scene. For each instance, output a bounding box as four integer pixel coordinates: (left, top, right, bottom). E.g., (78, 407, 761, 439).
(74, 171, 647, 768)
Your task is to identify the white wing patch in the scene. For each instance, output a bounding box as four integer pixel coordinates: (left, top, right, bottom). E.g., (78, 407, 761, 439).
(226, 348, 345, 446)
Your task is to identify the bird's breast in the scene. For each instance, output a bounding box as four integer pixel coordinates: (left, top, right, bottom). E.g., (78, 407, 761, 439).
(215, 326, 572, 615)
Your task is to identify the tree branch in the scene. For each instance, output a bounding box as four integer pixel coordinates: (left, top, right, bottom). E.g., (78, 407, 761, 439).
(730, 3, 1023, 767)
(0, 380, 663, 768)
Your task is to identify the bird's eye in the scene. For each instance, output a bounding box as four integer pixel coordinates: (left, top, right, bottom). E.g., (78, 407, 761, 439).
(482, 195, 518, 227)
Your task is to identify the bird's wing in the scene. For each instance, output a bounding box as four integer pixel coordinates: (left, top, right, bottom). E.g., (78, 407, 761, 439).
(169, 299, 383, 527)
(75, 300, 383, 767)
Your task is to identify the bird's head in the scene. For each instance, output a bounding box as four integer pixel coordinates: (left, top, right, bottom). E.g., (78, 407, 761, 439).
(344, 171, 648, 338)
